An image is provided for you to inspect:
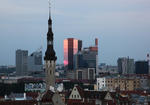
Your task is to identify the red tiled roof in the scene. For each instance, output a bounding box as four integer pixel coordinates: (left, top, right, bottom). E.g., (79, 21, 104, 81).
(26, 92, 38, 99)
(107, 100, 116, 105)
(0, 96, 3, 99)
(67, 99, 95, 105)
(120, 91, 150, 96)
(70, 86, 130, 104)
(75, 86, 84, 98)
(75, 86, 108, 100)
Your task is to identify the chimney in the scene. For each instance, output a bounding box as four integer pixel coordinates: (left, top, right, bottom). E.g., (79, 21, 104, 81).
(95, 38, 98, 47)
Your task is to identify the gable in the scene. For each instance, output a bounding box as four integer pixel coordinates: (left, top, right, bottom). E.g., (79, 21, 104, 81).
(69, 87, 82, 100)
(104, 92, 113, 100)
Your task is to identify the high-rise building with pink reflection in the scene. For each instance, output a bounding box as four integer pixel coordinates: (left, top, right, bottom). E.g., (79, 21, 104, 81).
(64, 38, 82, 70)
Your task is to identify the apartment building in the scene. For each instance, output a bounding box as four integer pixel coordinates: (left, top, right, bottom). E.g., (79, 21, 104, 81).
(97, 76, 140, 91)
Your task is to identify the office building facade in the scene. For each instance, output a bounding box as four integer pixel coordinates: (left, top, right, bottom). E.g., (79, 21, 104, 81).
(135, 61, 149, 74)
(118, 57, 135, 74)
(16, 49, 28, 76)
(28, 50, 43, 72)
(74, 39, 98, 74)
(64, 38, 82, 70)
(97, 77, 140, 91)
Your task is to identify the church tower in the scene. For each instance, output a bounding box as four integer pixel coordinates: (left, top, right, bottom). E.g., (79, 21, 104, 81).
(39, 1, 65, 105)
(44, 0, 57, 91)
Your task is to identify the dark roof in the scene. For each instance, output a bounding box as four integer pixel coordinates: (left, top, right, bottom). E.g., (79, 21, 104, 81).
(44, 16, 57, 61)
(26, 92, 39, 100)
(120, 91, 150, 96)
(75, 86, 108, 100)
(41, 90, 54, 103)
(76, 86, 84, 98)
(70, 86, 130, 103)
(67, 99, 95, 105)
(0, 100, 37, 105)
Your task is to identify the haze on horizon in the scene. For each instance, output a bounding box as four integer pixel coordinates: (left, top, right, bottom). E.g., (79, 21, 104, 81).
(0, 0, 150, 66)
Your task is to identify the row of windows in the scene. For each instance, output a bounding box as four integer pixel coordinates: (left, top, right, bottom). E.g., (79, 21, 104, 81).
(98, 83, 140, 88)
(72, 94, 80, 98)
(98, 80, 140, 83)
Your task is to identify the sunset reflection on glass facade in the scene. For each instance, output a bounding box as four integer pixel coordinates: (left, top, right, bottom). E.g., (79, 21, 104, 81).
(64, 38, 82, 70)
(64, 39, 68, 66)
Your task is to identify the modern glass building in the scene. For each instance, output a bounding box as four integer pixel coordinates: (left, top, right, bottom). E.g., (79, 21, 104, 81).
(135, 61, 149, 74)
(28, 50, 43, 72)
(64, 38, 82, 70)
(74, 48, 97, 69)
(74, 38, 98, 71)
(117, 57, 135, 74)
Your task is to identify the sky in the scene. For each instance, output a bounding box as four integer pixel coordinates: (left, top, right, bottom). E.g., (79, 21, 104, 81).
(0, 0, 150, 66)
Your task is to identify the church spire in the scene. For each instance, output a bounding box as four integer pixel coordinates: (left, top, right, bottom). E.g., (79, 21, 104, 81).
(44, 0, 57, 61)
(48, 0, 51, 18)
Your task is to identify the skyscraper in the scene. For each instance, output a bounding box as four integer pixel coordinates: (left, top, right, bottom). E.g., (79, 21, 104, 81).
(74, 38, 98, 72)
(64, 38, 82, 70)
(117, 57, 135, 74)
(135, 61, 149, 74)
(16, 49, 28, 76)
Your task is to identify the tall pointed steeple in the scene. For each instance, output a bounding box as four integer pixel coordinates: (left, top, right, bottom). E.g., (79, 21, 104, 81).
(39, 2, 65, 105)
(44, 0, 57, 61)
(44, 0, 57, 91)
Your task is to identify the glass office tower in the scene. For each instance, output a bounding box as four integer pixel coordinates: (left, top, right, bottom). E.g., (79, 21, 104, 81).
(64, 38, 82, 70)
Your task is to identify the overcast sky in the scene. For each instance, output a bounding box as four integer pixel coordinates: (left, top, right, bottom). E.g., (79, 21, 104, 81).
(0, 0, 150, 65)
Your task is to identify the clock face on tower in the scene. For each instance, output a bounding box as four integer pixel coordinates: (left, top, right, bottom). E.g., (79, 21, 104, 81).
(48, 41, 53, 45)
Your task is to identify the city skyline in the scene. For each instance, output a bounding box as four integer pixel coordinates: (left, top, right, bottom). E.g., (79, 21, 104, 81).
(0, 0, 150, 65)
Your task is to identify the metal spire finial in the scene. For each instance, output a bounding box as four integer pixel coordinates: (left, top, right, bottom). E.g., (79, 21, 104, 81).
(48, 0, 51, 18)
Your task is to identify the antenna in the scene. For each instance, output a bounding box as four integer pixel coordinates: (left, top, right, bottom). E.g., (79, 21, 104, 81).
(147, 53, 149, 65)
(48, 0, 51, 18)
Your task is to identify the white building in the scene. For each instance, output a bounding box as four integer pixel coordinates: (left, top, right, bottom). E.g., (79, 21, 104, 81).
(96, 77, 106, 90)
